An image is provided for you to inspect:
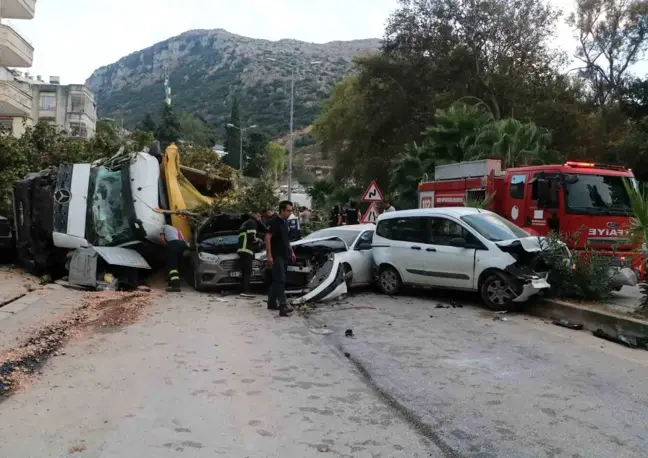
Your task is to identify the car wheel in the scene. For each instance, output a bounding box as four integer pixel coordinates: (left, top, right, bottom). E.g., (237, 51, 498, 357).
(480, 274, 517, 311)
(378, 266, 402, 295)
(342, 263, 353, 287)
(193, 269, 204, 292)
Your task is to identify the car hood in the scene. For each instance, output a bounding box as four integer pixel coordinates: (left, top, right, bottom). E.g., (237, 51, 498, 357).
(291, 236, 349, 250)
(495, 236, 543, 254)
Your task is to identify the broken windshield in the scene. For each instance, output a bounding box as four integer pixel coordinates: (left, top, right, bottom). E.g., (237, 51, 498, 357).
(565, 174, 633, 216)
(88, 166, 137, 246)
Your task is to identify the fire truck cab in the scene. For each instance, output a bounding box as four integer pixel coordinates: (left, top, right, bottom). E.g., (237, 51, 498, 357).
(418, 160, 641, 285)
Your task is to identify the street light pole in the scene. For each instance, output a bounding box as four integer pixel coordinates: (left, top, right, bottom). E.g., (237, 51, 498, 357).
(227, 123, 257, 172)
(288, 66, 295, 201)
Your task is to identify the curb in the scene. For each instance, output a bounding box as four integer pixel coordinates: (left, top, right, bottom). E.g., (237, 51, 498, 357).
(0, 285, 64, 322)
(527, 298, 648, 341)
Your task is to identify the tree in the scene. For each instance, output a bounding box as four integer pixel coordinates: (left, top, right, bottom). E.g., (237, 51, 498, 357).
(138, 113, 157, 133)
(178, 112, 215, 147)
(223, 97, 242, 169)
(621, 78, 648, 120)
(155, 103, 181, 149)
(265, 142, 286, 182)
(569, 0, 648, 106)
(389, 143, 434, 210)
(307, 179, 336, 209)
(244, 131, 270, 177)
(471, 119, 560, 168)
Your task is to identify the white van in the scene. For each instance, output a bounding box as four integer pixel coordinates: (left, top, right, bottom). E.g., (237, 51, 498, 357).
(372, 207, 551, 310)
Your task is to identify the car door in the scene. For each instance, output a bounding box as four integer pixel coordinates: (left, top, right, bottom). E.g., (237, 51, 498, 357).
(384, 216, 431, 285)
(422, 217, 478, 290)
(345, 230, 374, 285)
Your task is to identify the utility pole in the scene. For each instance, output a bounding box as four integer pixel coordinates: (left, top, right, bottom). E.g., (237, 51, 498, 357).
(288, 66, 295, 201)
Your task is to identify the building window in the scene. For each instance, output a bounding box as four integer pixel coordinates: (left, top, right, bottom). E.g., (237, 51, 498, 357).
(39, 93, 56, 111)
(70, 94, 84, 113)
(69, 122, 87, 138)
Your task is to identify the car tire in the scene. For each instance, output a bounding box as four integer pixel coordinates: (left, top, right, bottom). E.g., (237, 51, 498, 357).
(193, 269, 204, 292)
(378, 265, 402, 295)
(480, 274, 517, 312)
(342, 263, 353, 287)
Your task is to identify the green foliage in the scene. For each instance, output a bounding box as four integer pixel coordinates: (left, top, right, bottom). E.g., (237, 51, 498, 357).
(541, 232, 616, 301)
(307, 179, 336, 210)
(178, 112, 215, 147)
(243, 132, 270, 178)
(223, 97, 242, 169)
(265, 142, 285, 182)
(180, 143, 235, 179)
(464, 192, 496, 209)
(389, 143, 433, 210)
(138, 113, 157, 133)
(206, 176, 279, 215)
(294, 135, 316, 148)
(155, 103, 181, 149)
(569, 0, 648, 106)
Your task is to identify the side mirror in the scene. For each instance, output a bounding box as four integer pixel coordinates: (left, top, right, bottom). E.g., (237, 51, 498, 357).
(449, 237, 467, 248)
(355, 241, 372, 251)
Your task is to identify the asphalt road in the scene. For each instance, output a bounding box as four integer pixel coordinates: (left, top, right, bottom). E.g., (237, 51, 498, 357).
(310, 290, 648, 458)
(0, 289, 436, 458)
(2, 286, 648, 457)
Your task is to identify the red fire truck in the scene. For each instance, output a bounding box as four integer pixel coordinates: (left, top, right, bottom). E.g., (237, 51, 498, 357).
(417, 159, 642, 282)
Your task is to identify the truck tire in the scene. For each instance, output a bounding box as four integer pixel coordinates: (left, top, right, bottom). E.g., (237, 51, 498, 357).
(480, 274, 517, 312)
(378, 266, 402, 296)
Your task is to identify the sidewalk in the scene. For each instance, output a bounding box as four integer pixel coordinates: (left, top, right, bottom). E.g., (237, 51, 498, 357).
(527, 286, 648, 348)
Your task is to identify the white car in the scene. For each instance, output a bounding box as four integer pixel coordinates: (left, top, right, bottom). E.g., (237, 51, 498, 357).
(277, 225, 376, 304)
(372, 208, 551, 310)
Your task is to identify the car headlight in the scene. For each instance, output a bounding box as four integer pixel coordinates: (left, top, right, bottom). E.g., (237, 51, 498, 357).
(198, 252, 219, 263)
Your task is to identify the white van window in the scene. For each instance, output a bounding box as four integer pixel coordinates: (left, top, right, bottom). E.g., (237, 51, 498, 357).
(461, 213, 529, 241)
(376, 217, 427, 243)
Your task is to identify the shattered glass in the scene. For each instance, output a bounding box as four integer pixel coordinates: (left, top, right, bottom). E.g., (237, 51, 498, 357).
(88, 167, 136, 246)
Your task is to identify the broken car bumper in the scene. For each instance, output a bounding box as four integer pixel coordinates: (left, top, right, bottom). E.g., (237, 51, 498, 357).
(512, 277, 551, 303)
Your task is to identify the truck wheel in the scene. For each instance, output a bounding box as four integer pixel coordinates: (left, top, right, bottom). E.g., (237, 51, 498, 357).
(378, 266, 402, 296)
(480, 274, 516, 311)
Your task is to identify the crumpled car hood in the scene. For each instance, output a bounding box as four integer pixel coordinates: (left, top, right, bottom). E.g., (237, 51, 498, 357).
(495, 236, 543, 253)
(291, 236, 348, 250)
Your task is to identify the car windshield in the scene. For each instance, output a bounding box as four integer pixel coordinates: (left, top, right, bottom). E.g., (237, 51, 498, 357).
(201, 234, 239, 247)
(565, 174, 633, 216)
(461, 213, 529, 242)
(88, 166, 137, 246)
(303, 229, 360, 248)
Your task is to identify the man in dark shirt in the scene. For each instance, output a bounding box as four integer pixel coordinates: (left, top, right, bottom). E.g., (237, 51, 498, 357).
(237, 211, 263, 298)
(265, 200, 296, 317)
(345, 201, 361, 225)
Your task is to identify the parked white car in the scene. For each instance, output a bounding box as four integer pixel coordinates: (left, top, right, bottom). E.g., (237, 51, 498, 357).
(372, 208, 551, 310)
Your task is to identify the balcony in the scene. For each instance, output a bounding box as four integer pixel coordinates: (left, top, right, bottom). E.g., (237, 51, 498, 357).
(0, 22, 33, 67)
(0, 80, 32, 116)
(0, 0, 36, 20)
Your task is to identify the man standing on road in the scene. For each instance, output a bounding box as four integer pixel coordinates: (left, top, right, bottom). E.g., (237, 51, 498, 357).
(161, 224, 188, 292)
(265, 201, 296, 317)
(237, 211, 263, 298)
(345, 201, 361, 225)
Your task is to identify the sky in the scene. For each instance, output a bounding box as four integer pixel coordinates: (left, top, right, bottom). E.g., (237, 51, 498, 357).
(16, 0, 646, 84)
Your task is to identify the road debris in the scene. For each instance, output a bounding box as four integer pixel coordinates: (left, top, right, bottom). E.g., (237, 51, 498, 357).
(345, 329, 354, 338)
(492, 316, 512, 322)
(552, 319, 583, 330)
(592, 329, 639, 349)
(0, 291, 152, 398)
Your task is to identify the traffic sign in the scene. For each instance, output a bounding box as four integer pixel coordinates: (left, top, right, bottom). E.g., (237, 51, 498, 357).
(361, 202, 380, 224)
(361, 181, 384, 202)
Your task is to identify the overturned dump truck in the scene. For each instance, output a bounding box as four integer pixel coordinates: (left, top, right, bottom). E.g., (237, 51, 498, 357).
(12, 143, 232, 284)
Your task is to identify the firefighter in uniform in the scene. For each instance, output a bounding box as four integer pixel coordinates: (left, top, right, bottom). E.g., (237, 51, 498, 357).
(237, 212, 264, 297)
(161, 224, 188, 292)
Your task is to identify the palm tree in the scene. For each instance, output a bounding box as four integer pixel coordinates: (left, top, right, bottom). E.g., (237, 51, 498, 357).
(420, 102, 494, 163)
(307, 179, 336, 210)
(389, 142, 434, 209)
(471, 119, 560, 168)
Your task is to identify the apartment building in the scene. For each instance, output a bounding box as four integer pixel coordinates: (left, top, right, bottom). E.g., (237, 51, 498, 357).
(0, 0, 36, 135)
(0, 0, 97, 138)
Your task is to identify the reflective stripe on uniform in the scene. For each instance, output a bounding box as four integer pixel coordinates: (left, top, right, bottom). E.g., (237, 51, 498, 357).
(237, 248, 253, 255)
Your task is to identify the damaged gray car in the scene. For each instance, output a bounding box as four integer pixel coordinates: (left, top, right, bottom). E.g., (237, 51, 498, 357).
(372, 208, 554, 311)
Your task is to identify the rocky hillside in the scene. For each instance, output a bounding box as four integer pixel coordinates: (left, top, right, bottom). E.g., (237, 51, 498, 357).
(86, 29, 379, 136)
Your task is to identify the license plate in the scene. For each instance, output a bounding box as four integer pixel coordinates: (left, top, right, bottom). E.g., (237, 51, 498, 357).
(229, 271, 241, 278)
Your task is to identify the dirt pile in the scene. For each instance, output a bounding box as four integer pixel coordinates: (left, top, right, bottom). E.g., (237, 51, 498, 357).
(0, 290, 152, 398)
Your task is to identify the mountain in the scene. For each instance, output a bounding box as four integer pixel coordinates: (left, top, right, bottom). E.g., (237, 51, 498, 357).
(86, 29, 380, 136)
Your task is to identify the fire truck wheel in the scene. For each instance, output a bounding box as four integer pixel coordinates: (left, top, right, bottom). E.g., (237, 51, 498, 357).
(480, 274, 517, 311)
(378, 266, 402, 295)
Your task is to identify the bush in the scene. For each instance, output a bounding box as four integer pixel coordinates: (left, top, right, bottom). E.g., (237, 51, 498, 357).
(541, 232, 616, 301)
